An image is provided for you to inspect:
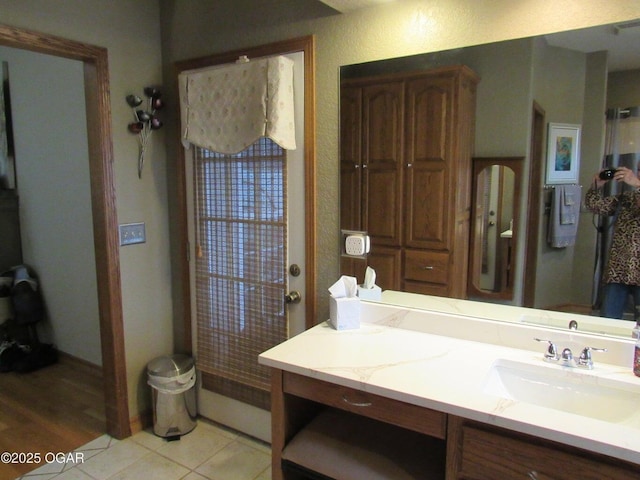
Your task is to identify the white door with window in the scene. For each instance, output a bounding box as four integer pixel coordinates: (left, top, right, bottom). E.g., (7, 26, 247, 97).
(185, 51, 306, 442)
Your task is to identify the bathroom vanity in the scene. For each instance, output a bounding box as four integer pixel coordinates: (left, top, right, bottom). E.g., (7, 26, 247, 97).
(259, 300, 640, 479)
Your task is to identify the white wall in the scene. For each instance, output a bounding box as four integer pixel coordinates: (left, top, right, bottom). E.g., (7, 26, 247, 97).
(608, 69, 640, 108)
(0, 47, 101, 365)
(531, 44, 587, 309)
(571, 52, 608, 307)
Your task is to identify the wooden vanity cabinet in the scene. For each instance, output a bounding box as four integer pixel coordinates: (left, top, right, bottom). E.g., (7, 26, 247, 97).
(340, 66, 478, 297)
(271, 369, 447, 480)
(446, 416, 640, 480)
(271, 369, 640, 480)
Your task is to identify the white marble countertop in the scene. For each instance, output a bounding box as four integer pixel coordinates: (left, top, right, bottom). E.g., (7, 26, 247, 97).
(259, 304, 640, 465)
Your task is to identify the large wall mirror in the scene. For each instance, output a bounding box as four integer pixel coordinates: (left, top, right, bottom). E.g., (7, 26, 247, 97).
(339, 20, 640, 339)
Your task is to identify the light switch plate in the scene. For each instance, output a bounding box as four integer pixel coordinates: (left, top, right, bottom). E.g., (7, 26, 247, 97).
(119, 222, 146, 246)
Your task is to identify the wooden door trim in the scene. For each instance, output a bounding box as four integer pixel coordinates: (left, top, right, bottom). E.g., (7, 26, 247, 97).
(174, 35, 317, 343)
(0, 23, 130, 438)
(523, 101, 545, 307)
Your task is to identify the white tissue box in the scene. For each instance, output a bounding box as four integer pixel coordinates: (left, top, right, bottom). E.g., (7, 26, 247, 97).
(329, 296, 360, 330)
(357, 285, 381, 301)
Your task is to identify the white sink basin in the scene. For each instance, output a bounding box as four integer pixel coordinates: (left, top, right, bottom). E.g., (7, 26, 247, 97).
(483, 359, 640, 423)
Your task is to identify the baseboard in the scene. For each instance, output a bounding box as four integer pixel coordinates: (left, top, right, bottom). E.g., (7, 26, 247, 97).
(130, 409, 153, 434)
(57, 351, 156, 437)
(57, 350, 103, 377)
(55, 350, 156, 439)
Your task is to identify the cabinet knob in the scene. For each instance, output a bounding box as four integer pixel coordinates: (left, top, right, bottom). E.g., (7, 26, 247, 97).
(527, 471, 539, 480)
(421, 266, 434, 270)
(406, 163, 413, 168)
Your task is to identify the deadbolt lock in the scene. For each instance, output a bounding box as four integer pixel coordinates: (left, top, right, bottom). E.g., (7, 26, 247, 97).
(289, 264, 301, 277)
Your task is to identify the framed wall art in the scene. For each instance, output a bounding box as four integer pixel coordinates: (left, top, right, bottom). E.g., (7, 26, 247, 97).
(546, 123, 581, 184)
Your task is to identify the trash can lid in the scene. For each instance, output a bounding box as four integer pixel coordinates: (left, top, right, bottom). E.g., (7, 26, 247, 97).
(147, 354, 194, 378)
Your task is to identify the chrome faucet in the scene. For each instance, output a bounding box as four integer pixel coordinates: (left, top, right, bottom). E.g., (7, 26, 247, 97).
(534, 338, 558, 361)
(577, 346, 607, 369)
(534, 338, 607, 369)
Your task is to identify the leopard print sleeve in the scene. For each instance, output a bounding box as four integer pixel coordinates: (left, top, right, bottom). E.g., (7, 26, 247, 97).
(585, 186, 619, 216)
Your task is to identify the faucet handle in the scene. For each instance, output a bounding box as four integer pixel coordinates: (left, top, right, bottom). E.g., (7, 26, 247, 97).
(534, 338, 558, 361)
(577, 346, 607, 369)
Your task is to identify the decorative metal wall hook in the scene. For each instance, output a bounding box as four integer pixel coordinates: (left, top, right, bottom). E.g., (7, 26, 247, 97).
(126, 87, 164, 178)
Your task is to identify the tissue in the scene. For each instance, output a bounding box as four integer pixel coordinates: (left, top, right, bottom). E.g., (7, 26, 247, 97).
(328, 275, 360, 330)
(357, 267, 382, 301)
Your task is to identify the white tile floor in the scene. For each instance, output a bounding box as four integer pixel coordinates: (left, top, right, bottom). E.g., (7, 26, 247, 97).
(15, 420, 271, 480)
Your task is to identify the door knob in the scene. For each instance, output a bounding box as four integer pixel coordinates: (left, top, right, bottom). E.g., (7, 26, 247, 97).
(285, 291, 301, 304)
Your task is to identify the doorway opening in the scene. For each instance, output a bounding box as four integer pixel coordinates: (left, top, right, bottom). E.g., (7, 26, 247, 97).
(0, 24, 129, 439)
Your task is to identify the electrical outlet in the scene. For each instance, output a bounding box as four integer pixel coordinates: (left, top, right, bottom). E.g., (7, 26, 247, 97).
(341, 230, 370, 257)
(119, 222, 146, 246)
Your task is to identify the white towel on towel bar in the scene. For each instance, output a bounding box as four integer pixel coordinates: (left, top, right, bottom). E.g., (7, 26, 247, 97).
(548, 184, 582, 247)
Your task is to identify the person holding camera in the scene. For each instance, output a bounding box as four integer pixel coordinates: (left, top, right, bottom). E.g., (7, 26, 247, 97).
(585, 166, 640, 320)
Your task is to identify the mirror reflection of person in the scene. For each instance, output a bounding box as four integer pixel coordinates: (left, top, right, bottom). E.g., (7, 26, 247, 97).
(585, 166, 640, 321)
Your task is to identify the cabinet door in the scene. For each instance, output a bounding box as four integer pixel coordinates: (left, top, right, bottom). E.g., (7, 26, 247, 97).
(340, 85, 362, 232)
(448, 418, 640, 480)
(340, 245, 400, 291)
(404, 75, 453, 250)
(362, 81, 404, 247)
(367, 245, 401, 291)
(340, 255, 367, 285)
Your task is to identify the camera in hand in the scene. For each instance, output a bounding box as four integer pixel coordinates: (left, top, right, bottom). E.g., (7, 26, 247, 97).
(599, 168, 617, 180)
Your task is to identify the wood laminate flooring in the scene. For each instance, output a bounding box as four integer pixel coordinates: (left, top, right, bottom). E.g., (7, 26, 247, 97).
(0, 354, 105, 479)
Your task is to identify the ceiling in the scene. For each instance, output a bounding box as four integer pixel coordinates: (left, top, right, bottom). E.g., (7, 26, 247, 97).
(545, 19, 640, 72)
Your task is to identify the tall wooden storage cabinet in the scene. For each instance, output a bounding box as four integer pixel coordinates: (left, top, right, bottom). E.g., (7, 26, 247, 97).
(340, 65, 479, 298)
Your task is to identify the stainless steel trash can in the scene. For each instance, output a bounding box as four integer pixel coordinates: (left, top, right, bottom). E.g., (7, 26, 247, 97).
(147, 354, 197, 438)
